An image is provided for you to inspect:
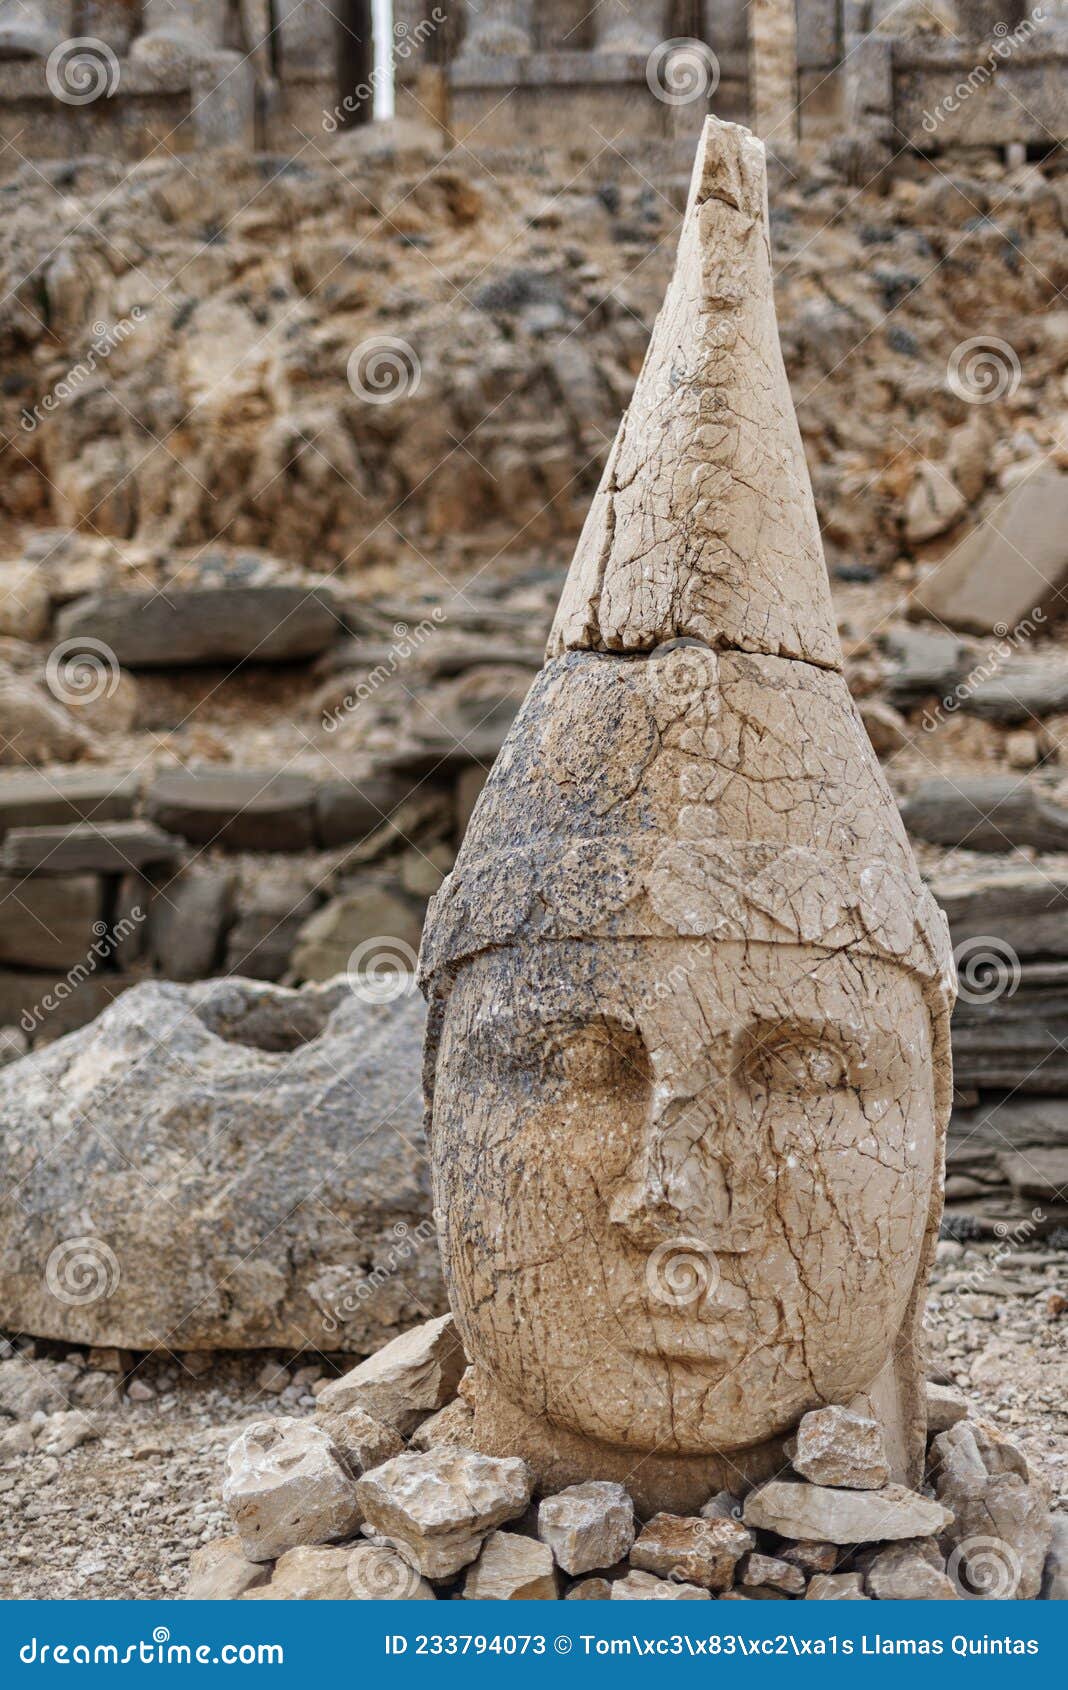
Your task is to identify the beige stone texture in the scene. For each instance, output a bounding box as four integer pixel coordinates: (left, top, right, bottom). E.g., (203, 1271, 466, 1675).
(739, 1551, 806, 1595)
(184, 1535, 270, 1599)
(312, 1404, 405, 1475)
(420, 118, 955, 1515)
(805, 1572, 869, 1600)
(222, 1418, 362, 1563)
(630, 1513, 753, 1592)
(791, 1405, 891, 1489)
(345, 1543, 437, 1600)
(315, 1314, 466, 1435)
(931, 1417, 1052, 1599)
(537, 1480, 635, 1576)
(744, 1479, 952, 1545)
(354, 1448, 534, 1581)
(610, 1569, 711, 1600)
(462, 1530, 559, 1599)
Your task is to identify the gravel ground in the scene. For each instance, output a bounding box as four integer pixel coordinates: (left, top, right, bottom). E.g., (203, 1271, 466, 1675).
(0, 1239, 1064, 1601)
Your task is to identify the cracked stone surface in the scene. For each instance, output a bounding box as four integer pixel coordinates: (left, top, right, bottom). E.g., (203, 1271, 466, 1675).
(222, 1418, 362, 1563)
(420, 115, 956, 1514)
(353, 1448, 534, 1581)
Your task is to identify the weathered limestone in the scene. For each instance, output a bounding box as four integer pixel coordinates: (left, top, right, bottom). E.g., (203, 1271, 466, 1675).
(743, 1480, 952, 1544)
(931, 1418, 1052, 1600)
(0, 0, 67, 59)
(312, 1404, 405, 1476)
(419, 118, 955, 1516)
(912, 469, 1068, 635)
(345, 1543, 437, 1600)
(925, 1382, 969, 1434)
(536, 1481, 635, 1576)
(739, 1552, 806, 1596)
(861, 1541, 959, 1600)
(354, 1448, 534, 1580)
(462, 1531, 558, 1600)
(630, 1514, 753, 1592)
(315, 1315, 467, 1436)
(223, 1419, 362, 1563)
(806, 1572, 869, 1600)
(611, 1570, 710, 1600)
(594, 2, 671, 53)
(0, 980, 439, 1351)
(790, 1405, 890, 1489)
(185, 1535, 271, 1600)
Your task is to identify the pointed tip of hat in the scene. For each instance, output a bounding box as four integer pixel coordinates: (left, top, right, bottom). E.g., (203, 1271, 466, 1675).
(548, 116, 842, 673)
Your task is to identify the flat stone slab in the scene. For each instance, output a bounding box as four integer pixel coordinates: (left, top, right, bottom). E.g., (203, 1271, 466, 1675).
(1, 821, 183, 876)
(962, 656, 1068, 725)
(0, 770, 141, 836)
(0, 874, 102, 972)
(743, 1480, 952, 1544)
(316, 1314, 467, 1436)
(146, 770, 316, 852)
(911, 467, 1068, 634)
(900, 777, 1068, 853)
(56, 586, 343, 668)
(932, 867, 1068, 961)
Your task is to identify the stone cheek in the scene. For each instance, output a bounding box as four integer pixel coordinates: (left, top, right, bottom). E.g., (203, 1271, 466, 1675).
(430, 937, 937, 1458)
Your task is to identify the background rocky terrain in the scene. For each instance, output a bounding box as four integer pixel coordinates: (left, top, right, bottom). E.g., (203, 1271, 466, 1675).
(0, 118, 1067, 1596)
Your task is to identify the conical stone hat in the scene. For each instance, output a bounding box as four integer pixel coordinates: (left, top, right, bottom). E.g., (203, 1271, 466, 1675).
(421, 119, 954, 1032)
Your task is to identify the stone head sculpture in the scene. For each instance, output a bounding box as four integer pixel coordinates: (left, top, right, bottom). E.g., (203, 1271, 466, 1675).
(420, 118, 955, 1513)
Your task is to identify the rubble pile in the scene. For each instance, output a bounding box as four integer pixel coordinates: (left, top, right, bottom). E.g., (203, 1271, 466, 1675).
(185, 1317, 1062, 1602)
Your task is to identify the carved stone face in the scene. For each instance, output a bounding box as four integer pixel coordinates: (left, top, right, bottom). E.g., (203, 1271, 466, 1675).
(432, 937, 936, 1457)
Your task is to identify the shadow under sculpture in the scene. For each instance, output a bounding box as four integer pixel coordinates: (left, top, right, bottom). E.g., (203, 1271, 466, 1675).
(419, 116, 956, 1516)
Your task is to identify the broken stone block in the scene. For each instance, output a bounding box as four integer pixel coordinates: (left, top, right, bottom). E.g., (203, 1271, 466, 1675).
(254, 1546, 358, 1600)
(0, 770, 140, 835)
(699, 1491, 743, 1522)
(925, 1382, 969, 1434)
(316, 1314, 466, 1437)
(0, 665, 94, 766)
(354, 1448, 534, 1581)
(931, 1418, 1052, 1599)
(805, 1572, 869, 1600)
(536, 1481, 635, 1576)
(1, 820, 182, 876)
(185, 1536, 271, 1600)
(778, 1541, 839, 1574)
(55, 585, 343, 667)
(630, 1514, 753, 1593)
(911, 467, 1068, 634)
(0, 560, 50, 641)
(224, 1418, 363, 1563)
(743, 1481, 951, 1545)
(345, 1542, 436, 1599)
(223, 874, 320, 981)
(146, 867, 234, 980)
(313, 1404, 404, 1475)
(565, 1577, 613, 1599)
(290, 887, 424, 985)
(0, 874, 101, 971)
(0, 1357, 68, 1418)
(963, 656, 1068, 725)
(739, 1552, 806, 1596)
(859, 698, 908, 757)
(861, 1541, 959, 1599)
(0, 979, 438, 1352)
(408, 1397, 476, 1453)
(610, 1570, 710, 1600)
(931, 867, 1068, 962)
(880, 625, 970, 706)
(900, 776, 1068, 853)
(316, 776, 410, 848)
(791, 1405, 890, 1490)
(462, 1530, 558, 1600)
(146, 770, 317, 853)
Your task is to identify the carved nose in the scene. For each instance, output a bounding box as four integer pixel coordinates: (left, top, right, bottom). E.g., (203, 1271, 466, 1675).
(608, 1084, 729, 1249)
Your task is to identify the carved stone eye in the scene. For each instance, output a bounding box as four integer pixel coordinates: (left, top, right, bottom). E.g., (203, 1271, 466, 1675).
(736, 1024, 850, 1097)
(557, 1020, 649, 1096)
